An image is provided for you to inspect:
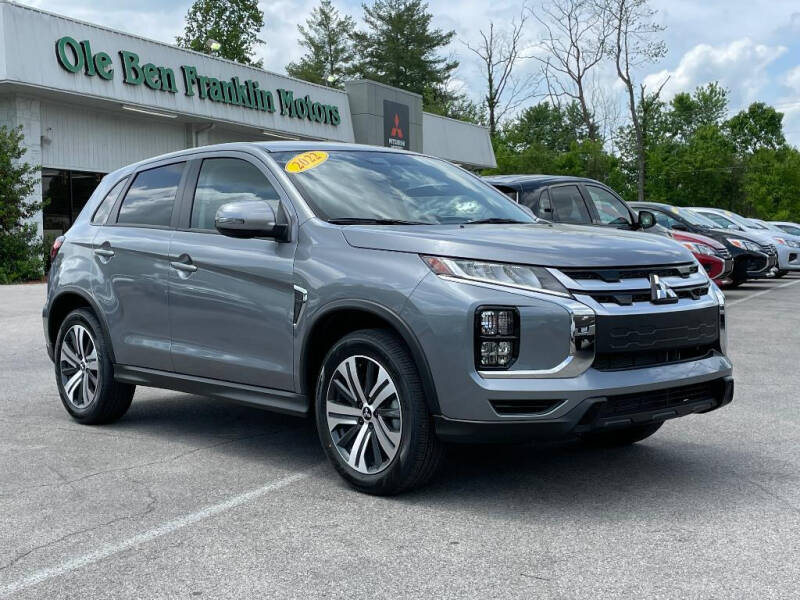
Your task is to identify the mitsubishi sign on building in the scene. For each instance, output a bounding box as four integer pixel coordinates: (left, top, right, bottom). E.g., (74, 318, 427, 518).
(0, 0, 496, 240)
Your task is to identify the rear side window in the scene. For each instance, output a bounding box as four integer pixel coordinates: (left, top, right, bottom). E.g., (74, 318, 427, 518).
(92, 177, 127, 225)
(191, 158, 281, 231)
(117, 163, 185, 227)
(585, 185, 631, 225)
(549, 185, 591, 224)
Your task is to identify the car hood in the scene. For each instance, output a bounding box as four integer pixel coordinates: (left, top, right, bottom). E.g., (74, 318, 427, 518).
(341, 222, 693, 268)
(709, 228, 772, 246)
(672, 230, 725, 249)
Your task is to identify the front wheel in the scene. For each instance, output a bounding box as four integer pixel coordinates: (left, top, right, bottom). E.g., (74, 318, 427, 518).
(578, 422, 663, 447)
(775, 269, 788, 278)
(54, 309, 135, 424)
(315, 329, 444, 495)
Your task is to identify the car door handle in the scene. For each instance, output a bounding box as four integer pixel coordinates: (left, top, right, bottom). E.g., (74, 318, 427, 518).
(170, 261, 197, 273)
(94, 248, 115, 258)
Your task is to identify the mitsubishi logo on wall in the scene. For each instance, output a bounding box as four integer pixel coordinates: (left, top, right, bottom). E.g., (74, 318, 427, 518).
(384, 100, 410, 150)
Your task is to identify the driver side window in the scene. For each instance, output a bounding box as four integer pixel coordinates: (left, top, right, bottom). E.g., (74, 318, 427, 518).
(191, 158, 281, 231)
(585, 186, 631, 225)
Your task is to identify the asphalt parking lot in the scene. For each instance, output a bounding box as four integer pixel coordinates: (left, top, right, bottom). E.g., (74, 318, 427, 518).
(1, 278, 799, 599)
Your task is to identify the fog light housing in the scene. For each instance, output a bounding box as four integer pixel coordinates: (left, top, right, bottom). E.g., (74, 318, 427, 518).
(476, 307, 519, 369)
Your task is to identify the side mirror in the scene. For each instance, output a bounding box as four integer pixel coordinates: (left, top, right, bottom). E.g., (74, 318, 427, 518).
(671, 222, 688, 231)
(215, 201, 287, 240)
(637, 210, 656, 230)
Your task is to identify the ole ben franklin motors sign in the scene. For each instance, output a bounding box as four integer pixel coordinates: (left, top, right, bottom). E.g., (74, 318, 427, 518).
(53, 36, 342, 126)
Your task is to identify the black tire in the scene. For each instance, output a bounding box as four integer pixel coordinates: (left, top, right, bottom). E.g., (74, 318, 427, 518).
(578, 422, 663, 447)
(775, 269, 788, 278)
(54, 309, 135, 424)
(315, 328, 444, 495)
(726, 276, 746, 289)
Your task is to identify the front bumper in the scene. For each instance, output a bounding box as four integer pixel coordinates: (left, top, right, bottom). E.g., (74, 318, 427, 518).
(405, 271, 732, 431)
(435, 375, 734, 442)
(776, 245, 800, 271)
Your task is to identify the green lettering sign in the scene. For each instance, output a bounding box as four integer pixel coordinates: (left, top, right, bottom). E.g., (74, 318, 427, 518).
(54, 36, 340, 126)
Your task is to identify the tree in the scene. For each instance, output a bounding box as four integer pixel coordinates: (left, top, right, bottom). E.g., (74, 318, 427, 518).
(727, 102, 786, 155)
(286, 0, 356, 88)
(422, 87, 486, 124)
(668, 82, 728, 142)
(465, 8, 537, 138)
(0, 126, 43, 283)
(603, 0, 667, 201)
(351, 0, 457, 98)
(534, 0, 608, 141)
(176, 0, 265, 67)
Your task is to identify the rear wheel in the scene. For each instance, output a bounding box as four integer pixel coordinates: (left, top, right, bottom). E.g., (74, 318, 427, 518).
(578, 422, 663, 447)
(315, 329, 444, 495)
(54, 309, 135, 424)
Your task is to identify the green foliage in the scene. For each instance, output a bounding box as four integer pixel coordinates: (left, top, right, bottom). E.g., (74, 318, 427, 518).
(176, 0, 265, 67)
(351, 0, 457, 98)
(286, 0, 356, 88)
(727, 102, 786, 155)
(422, 87, 486, 124)
(487, 102, 625, 188)
(0, 125, 43, 283)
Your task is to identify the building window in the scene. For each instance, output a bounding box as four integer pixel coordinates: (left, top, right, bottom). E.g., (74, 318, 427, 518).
(42, 169, 105, 236)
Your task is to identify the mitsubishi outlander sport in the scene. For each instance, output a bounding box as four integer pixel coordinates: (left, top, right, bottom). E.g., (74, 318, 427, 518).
(44, 142, 734, 495)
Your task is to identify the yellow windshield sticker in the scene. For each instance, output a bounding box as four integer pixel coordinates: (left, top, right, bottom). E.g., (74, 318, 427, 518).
(285, 151, 329, 173)
(670, 206, 679, 213)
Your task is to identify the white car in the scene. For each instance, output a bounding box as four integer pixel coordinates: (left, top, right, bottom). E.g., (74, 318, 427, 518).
(772, 221, 800, 237)
(692, 208, 800, 276)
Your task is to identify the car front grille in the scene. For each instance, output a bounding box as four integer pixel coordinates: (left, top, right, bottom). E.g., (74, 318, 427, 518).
(593, 344, 716, 371)
(592, 380, 721, 420)
(584, 285, 709, 306)
(595, 306, 719, 353)
(715, 247, 732, 259)
(561, 263, 698, 283)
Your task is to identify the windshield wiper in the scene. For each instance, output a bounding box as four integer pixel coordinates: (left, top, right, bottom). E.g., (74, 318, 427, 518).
(462, 218, 529, 225)
(327, 217, 430, 225)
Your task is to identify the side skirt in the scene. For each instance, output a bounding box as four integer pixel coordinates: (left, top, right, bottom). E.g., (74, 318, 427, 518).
(114, 365, 309, 417)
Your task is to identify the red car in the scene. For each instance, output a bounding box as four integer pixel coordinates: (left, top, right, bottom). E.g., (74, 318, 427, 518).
(671, 230, 734, 286)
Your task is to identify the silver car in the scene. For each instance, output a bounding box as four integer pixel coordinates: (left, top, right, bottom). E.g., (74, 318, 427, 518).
(44, 142, 734, 494)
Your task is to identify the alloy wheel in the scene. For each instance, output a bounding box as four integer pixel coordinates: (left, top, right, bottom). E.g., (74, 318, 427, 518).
(59, 324, 100, 410)
(325, 355, 402, 474)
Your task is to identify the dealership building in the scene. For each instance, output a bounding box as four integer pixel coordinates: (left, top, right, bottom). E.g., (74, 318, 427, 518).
(0, 0, 496, 240)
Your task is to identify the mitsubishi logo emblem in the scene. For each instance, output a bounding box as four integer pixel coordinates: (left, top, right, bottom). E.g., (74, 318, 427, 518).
(649, 273, 679, 304)
(391, 114, 404, 139)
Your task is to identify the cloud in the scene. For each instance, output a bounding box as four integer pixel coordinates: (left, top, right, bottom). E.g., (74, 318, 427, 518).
(643, 38, 787, 107)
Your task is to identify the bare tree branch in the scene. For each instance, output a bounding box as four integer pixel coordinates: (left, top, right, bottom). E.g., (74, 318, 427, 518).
(464, 5, 540, 137)
(532, 0, 609, 141)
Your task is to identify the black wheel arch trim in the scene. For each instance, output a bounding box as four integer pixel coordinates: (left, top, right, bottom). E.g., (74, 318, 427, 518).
(300, 299, 442, 415)
(48, 286, 117, 364)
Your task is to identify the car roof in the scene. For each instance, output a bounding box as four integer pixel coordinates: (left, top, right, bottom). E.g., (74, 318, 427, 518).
(628, 201, 676, 211)
(482, 174, 600, 188)
(106, 141, 416, 178)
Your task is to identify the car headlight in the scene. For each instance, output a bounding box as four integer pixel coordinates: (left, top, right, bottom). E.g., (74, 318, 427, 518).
(787, 239, 800, 248)
(681, 241, 716, 256)
(727, 238, 761, 252)
(421, 255, 571, 297)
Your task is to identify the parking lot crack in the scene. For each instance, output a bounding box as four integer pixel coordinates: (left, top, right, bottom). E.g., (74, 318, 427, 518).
(2, 425, 300, 497)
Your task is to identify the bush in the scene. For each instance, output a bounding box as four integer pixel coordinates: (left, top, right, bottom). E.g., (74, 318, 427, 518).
(0, 125, 42, 283)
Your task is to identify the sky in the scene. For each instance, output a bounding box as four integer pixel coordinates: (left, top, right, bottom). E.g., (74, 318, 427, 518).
(25, 0, 800, 145)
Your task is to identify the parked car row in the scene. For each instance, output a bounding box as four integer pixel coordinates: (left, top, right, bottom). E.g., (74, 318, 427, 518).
(483, 174, 794, 289)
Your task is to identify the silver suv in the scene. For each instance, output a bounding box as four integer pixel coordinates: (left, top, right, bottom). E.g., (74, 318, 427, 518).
(44, 142, 734, 494)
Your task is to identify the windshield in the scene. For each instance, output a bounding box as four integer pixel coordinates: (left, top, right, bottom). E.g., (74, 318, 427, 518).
(777, 223, 800, 236)
(679, 208, 720, 228)
(746, 219, 768, 230)
(696, 211, 741, 230)
(271, 150, 534, 224)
